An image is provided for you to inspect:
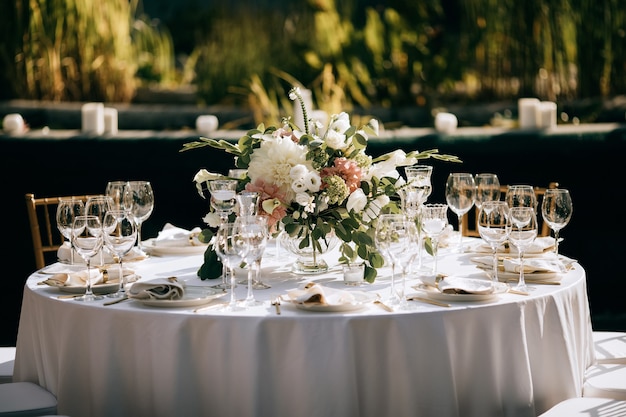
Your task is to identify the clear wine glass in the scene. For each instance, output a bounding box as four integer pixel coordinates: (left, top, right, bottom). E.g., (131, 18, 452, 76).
(387, 219, 419, 309)
(238, 216, 268, 307)
(56, 197, 85, 265)
(102, 210, 137, 298)
(85, 195, 114, 265)
(124, 181, 155, 257)
(214, 222, 249, 312)
(507, 206, 538, 292)
(477, 201, 509, 286)
(404, 165, 433, 205)
(209, 179, 238, 290)
(474, 173, 500, 210)
(420, 204, 449, 277)
(105, 181, 127, 211)
(71, 215, 104, 301)
(445, 173, 476, 252)
(541, 188, 573, 256)
(505, 184, 537, 209)
(375, 214, 407, 306)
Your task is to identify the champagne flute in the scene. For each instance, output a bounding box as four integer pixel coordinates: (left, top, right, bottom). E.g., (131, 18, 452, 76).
(238, 216, 268, 306)
(56, 197, 85, 265)
(85, 195, 113, 265)
(102, 210, 137, 298)
(214, 222, 249, 312)
(541, 188, 573, 256)
(477, 201, 509, 285)
(124, 181, 155, 257)
(209, 179, 238, 289)
(71, 215, 104, 301)
(474, 173, 500, 210)
(375, 214, 407, 306)
(505, 184, 537, 209)
(507, 206, 538, 292)
(445, 173, 476, 252)
(420, 204, 449, 277)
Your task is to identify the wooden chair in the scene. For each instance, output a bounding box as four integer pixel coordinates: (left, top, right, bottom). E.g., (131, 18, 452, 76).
(25, 193, 100, 270)
(462, 182, 559, 238)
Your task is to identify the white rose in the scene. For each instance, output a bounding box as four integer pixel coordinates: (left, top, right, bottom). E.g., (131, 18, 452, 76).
(325, 129, 347, 150)
(292, 178, 307, 193)
(304, 171, 322, 192)
(202, 212, 222, 228)
(290, 164, 308, 180)
(346, 189, 367, 213)
(329, 112, 351, 133)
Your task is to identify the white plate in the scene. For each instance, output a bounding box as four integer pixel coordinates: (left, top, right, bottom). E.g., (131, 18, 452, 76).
(414, 282, 509, 302)
(290, 291, 377, 312)
(144, 238, 209, 256)
(134, 287, 225, 308)
(58, 282, 120, 295)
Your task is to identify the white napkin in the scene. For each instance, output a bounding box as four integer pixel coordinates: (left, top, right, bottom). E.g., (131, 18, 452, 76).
(153, 223, 204, 247)
(287, 282, 357, 305)
(509, 236, 555, 254)
(128, 278, 185, 300)
(40, 266, 138, 287)
(503, 257, 567, 273)
(420, 275, 494, 295)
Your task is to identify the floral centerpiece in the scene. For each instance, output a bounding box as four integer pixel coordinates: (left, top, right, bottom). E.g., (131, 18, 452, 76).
(182, 87, 460, 282)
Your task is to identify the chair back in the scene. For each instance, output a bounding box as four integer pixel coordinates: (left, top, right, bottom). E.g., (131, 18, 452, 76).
(462, 182, 559, 238)
(25, 193, 100, 270)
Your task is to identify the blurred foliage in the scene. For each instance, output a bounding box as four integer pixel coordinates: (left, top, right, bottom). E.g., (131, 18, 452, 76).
(0, 0, 624, 111)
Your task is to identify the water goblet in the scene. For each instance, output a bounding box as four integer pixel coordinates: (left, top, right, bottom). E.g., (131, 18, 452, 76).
(105, 181, 128, 211)
(420, 203, 449, 277)
(375, 214, 408, 306)
(235, 191, 259, 218)
(474, 173, 501, 210)
(214, 223, 249, 312)
(56, 197, 85, 265)
(445, 173, 476, 252)
(71, 215, 104, 301)
(505, 184, 537, 209)
(85, 195, 114, 265)
(477, 201, 509, 285)
(404, 165, 433, 204)
(209, 179, 238, 289)
(541, 188, 573, 256)
(507, 206, 538, 292)
(124, 181, 155, 257)
(102, 210, 137, 298)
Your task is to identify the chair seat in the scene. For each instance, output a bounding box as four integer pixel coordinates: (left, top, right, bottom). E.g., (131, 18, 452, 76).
(0, 347, 16, 384)
(0, 381, 58, 416)
(594, 331, 626, 364)
(538, 397, 626, 416)
(583, 364, 626, 400)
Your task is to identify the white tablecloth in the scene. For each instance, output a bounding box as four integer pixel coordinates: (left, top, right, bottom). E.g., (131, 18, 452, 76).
(14, 239, 595, 417)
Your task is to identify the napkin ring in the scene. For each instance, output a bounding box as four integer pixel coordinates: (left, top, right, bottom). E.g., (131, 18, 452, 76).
(189, 232, 200, 246)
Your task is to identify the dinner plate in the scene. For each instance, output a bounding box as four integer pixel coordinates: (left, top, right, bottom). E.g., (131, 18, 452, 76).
(414, 282, 509, 302)
(58, 282, 120, 295)
(290, 291, 377, 312)
(134, 287, 225, 308)
(143, 238, 209, 256)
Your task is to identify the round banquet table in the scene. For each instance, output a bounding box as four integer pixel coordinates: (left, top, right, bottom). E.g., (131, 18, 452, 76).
(14, 238, 595, 417)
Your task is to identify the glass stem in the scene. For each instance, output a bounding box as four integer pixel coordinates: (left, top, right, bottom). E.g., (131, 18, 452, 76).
(492, 248, 499, 285)
(519, 251, 526, 288)
(246, 265, 255, 303)
(457, 214, 463, 252)
(119, 259, 125, 294)
(432, 239, 439, 275)
(136, 222, 143, 252)
(554, 230, 560, 256)
(228, 267, 237, 308)
(390, 263, 397, 301)
(85, 260, 93, 297)
(69, 240, 74, 265)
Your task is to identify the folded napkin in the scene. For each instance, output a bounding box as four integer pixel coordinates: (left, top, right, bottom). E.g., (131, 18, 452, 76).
(40, 266, 138, 288)
(468, 236, 556, 255)
(153, 223, 204, 247)
(420, 275, 494, 295)
(128, 278, 184, 300)
(287, 282, 357, 305)
(502, 257, 572, 274)
(57, 242, 147, 264)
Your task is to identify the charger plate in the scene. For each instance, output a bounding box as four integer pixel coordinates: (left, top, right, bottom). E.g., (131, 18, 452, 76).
(414, 282, 509, 302)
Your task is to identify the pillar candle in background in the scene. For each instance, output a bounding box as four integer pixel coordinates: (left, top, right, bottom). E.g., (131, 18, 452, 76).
(539, 101, 557, 129)
(104, 107, 118, 134)
(292, 88, 312, 132)
(2, 113, 26, 134)
(518, 98, 541, 129)
(434, 112, 458, 134)
(81, 102, 105, 135)
(196, 115, 219, 135)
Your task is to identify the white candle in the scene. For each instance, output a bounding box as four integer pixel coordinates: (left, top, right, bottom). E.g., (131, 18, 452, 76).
(196, 115, 219, 135)
(103, 107, 118, 134)
(518, 98, 541, 129)
(434, 112, 458, 134)
(2, 113, 25, 134)
(539, 101, 557, 129)
(343, 263, 364, 286)
(292, 88, 312, 132)
(81, 102, 105, 135)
